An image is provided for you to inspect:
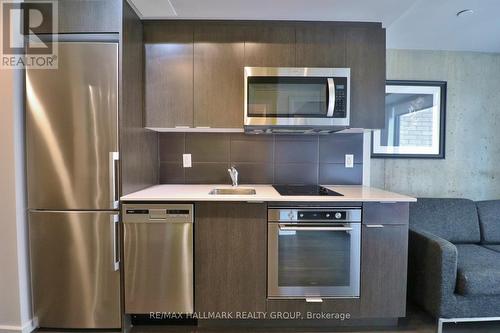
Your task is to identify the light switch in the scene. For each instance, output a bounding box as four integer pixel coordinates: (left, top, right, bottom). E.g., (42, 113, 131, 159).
(183, 154, 192, 168)
(345, 154, 354, 168)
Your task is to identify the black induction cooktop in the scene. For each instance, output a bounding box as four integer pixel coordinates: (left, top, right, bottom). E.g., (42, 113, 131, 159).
(272, 185, 343, 196)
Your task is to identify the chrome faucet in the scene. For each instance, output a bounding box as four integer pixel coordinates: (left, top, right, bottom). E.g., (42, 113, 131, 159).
(227, 166, 238, 187)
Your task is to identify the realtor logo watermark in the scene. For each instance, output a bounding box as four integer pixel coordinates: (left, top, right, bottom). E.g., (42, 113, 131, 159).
(1, 0, 58, 69)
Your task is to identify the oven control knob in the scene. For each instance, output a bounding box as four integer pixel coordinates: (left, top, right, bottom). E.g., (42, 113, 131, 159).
(299, 213, 304, 218)
(334, 212, 342, 219)
(288, 212, 294, 219)
(326, 213, 330, 218)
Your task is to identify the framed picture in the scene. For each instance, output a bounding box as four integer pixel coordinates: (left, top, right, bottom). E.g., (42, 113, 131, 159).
(371, 80, 446, 159)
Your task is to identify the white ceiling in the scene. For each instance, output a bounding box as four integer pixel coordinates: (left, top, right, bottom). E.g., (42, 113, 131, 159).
(128, 0, 500, 53)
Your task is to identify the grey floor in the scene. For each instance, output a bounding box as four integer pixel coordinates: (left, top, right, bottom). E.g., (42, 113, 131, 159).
(128, 306, 500, 333)
(36, 305, 500, 333)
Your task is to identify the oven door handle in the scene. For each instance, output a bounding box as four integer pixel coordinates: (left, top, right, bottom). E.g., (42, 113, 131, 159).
(279, 224, 352, 231)
(326, 78, 335, 117)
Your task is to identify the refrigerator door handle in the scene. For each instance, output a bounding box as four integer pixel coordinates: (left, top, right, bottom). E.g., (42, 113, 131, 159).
(111, 214, 120, 271)
(109, 152, 119, 209)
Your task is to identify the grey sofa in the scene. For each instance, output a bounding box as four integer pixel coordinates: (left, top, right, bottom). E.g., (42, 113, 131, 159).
(409, 198, 500, 331)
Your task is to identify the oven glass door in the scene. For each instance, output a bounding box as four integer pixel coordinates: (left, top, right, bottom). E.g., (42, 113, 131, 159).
(268, 223, 361, 298)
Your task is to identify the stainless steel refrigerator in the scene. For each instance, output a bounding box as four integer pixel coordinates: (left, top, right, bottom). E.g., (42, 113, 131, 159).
(26, 41, 121, 329)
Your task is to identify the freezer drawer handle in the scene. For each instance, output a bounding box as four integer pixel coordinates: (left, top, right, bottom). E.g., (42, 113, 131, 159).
(109, 152, 119, 209)
(111, 214, 120, 271)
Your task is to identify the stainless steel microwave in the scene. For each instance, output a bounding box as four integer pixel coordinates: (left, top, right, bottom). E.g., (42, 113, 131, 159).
(244, 67, 350, 134)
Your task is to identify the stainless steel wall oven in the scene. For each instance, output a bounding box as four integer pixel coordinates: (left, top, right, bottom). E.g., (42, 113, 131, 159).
(268, 206, 361, 300)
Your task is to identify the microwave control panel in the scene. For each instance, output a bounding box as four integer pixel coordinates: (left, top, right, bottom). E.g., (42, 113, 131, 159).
(333, 76, 348, 118)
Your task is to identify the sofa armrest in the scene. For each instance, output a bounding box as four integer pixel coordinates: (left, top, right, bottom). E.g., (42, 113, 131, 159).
(409, 227, 458, 317)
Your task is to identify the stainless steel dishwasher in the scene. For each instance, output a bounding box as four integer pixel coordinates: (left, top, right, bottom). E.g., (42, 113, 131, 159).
(122, 203, 194, 314)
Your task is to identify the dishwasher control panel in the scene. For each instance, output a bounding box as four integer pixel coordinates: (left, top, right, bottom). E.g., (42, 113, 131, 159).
(122, 203, 193, 223)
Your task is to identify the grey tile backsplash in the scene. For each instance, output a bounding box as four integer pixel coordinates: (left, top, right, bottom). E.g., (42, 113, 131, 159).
(158, 133, 364, 185)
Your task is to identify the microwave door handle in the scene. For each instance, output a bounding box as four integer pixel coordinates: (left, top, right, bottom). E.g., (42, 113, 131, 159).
(327, 78, 335, 117)
(279, 225, 352, 231)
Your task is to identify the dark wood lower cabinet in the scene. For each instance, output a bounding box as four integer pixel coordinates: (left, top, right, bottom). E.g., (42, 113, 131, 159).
(195, 202, 267, 313)
(194, 201, 408, 320)
(360, 224, 408, 318)
(267, 299, 360, 319)
(363, 202, 409, 225)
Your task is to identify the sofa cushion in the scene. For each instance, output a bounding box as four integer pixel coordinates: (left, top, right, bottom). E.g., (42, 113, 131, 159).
(483, 244, 500, 253)
(476, 200, 500, 244)
(410, 198, 481, 243)
(455, 244, 500, 296)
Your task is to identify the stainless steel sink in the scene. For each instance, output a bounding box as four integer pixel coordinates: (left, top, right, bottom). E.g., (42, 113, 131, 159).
(209, 188, 256, 195)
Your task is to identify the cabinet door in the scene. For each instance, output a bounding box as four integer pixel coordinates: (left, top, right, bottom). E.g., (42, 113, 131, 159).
(35, 0, 121, 34)
(244, 23, 295, 67)
(296, 23, 346, 67)
(144, 23, 194, 128)
(360, 224, 408, 318)
(195, 202, 267, 313)
(346, 27, 386, 129)
(363, 202, 409, 225)
(194, 23, 246, 128)
(267, 299, 360, 319)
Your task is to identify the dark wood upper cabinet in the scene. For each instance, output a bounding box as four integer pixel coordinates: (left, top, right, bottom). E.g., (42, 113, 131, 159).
(36, 0, 121, 34)
(295, 23, 346, 67)
(144, 22, 194, 128)
(346, 27, 386, 129)
(195, 202, 267, 313)
(244, 23, 296, 67)
(143, 21, 386, 130)
(193, 23, 246, 128)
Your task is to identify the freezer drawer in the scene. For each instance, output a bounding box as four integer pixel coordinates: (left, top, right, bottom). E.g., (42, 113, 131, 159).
(123, 203, 194, 314)
(26, 42, 119, 210)
(29, 211, 121, 329)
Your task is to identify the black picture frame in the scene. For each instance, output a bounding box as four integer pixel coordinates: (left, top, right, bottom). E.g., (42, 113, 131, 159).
(371, 80, 447, 159)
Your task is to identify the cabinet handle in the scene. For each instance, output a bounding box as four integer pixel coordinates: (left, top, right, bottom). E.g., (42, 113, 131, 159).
(366, 224, 384, 228)
(305, 297, 323, 303)
(280, 225, 353, 231)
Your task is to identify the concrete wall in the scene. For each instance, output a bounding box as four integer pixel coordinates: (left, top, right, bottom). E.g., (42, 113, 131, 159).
(371, 49, 500, 201)
(0, 67, 33, 333)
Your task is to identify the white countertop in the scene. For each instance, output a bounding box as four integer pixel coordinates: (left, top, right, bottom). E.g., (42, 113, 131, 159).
(120, 184, 416, 203)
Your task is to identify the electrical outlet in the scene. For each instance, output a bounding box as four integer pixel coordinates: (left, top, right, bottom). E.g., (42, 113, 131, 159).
(345, 154, 354, 168)
(183, 154, 192, 168)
